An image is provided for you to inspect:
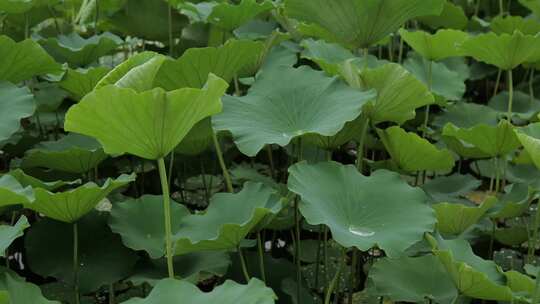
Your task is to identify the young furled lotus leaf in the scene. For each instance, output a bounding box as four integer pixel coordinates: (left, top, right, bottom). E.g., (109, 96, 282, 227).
(422, 174, 481, 204)
(489, 91, 540, 120)
(515, 123, 540, 170)
(403, 54, 466, 101)
(0, 215, 29, 257)
(213, 65, 376, 157)
(154, 39, 265, 90)
(284, 0, 444, 49)
(360, 63, 434, 125)
(0, 36, 62, 83)
(0, 82, 35, 142)
(94, 51, 159, 90)
(442, 120, 521, 158)
(370, 255, 458, 304)
(491, 15, 540, 35)
(40, 32, 123, 67)
(24, 173, 135, 223)
(25, 212, 138, 293)
(121, 278, 276, 304)
(59, 66, 111, 101)
(207, 0, 274, 31)
(4, 169, 79, 191)
(0, 270, 60, 304)
(461, 31, 540, 70)
(64, 74, 228, 160)
(21, 133, 108, 174)
(417, 2, 468, 30)
(0, 0, 35, 14)
(0, 174, 34, 207)
(377, 126, 455, 173)
(287, 161, 436, 257)
(427, 235, 513, 301)
(399, 29, 468, 61)
(433, 197, 497, 235)
(109, 195, 190, 259)
(173, 182, 282, 255)
(489, 183, 532, 219)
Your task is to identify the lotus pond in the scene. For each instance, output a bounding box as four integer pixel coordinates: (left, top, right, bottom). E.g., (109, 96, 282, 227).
(3, 0, 540, 303)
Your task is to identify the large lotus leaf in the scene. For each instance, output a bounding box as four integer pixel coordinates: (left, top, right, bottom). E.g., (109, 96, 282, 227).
(109, 195, 190, 259)
(403, 54, 466, 101)
(0, 215, 29, 257)
(0, 270, 60, 304)
(0, 82, 35, 142)
(213, 65, 376, 156)
(461, 31, 540, 70)
(21, 133, 107, 174)
(370, 255, 458, 304)
(433, 197, 497, 236)
(25, 173, 135, 223)
(0, 36, 62, 83)
(491, 15, 540, 35)
(427, 235, 513, 301)
(489, 91, 540, 120)
(399, 29, 468, 61)
(109, 0, 188, 41)
(442, 120, 521, 158)
(25, 212, 139, 293)
(174, 119, 214, 155)
(422, 174, 481, 204)
(489, 183, 532, 219)
(4, 169, 78, 191)
(288, 161, 436, 257)
(40, 32, 123, 67)
(515, 123, 540, 170)
(361, 63, 434, 125)
(377, 126, 455, 172)
(284, 0, 444, 49)
(65, 74, 228, 160)
(207, 0, 274, 31)
(122, 278, 276, 304)
(0, 0, 34, 14)
(154, 39, 264, 90)
(173, 182, 282, 255)
(0, 174, 34, 207)
(417, 2, 468, 30)
(59, 66, 111, 101)
(94, 51, 159, 90)
(434, 102, 499, 129)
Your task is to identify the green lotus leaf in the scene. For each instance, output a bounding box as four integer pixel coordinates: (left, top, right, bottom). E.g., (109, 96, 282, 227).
(489, 91, 540, 120)
(422, 174, 481, 204)
(21, 133, 107, 174)
(403, 54, 466, 101)
(520, 0, 540, 17)
(361, 63, 434, 125)
(417, 2, 468, 30)
(59, 66, 111, 101)
(491, 15, 540, 35)
(399, 29, 468, 61)
(109, 195, 190, 259)
(25, 173, 135, 223)
(427, 235, 513, 301)
(40, 32, 123, 67)
(377, 126, 455, 172)
(434, 102, 499, 129)
(213, 65, 376, 156)
(284, 0, 444, 49)
(495, 226, 529, 246)
(0, 215, 29, 257)
(0, 0, 34, 14)
(489, 183, 532, 219)
(109, 0, 188, 41)
(65, 74, 228, 160)
(288, 161, 436, 257)
(0, 35, 62, 83)
(370, 255, 458, 304)
(94, 51, 159, 90)
(433, 197, 497, 236)
(178, 1, 217, 23)
(4, 169, 79, 191)
(207, 0, 274, 31)
(461, 31, 540, 70)
(122, 278, 276, 304)
(505, 270, 535, 298)
(173, 182, 282, 255)
(0, 174, 34, 207)
(25, 212, 139, 293)
(442, 120, 521, 158)
(0, 82, 35, 142)
(174, 119, 214, 155)
(154, 39, 264, 90)
(515, 123, 540, 170)
(0, 270, 60, 304)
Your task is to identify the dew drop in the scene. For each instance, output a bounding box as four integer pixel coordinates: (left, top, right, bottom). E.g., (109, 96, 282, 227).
(348, 225, 375, 237)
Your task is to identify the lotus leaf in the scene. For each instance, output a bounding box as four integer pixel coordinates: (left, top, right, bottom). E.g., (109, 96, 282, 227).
(434, 197, 497, 235)
(399, 29, 468, 61)
(0, 82, 35, 142)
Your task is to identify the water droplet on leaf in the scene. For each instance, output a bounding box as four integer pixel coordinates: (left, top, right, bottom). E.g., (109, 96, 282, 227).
(348, 225, 375, 237)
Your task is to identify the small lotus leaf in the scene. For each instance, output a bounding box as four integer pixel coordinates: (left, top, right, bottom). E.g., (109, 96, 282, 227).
(418, 2, 468, 30)
(0, 215, 29, 257)
(5, 169, 79, 191)
(0, 271, 60, 304)
(207, 0, 274, 31)
(399, 29, 468, 61)
(515, 123, 540, 170)
(0, 82, 35, 142)
(491, 15, 540, 35)
(434, 197, 497, 235)
(59, 66, 111, 101)
(0, 174, 34, 207)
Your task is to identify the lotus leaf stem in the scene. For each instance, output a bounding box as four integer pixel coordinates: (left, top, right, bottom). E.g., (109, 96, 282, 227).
(73, 222, 80, 304)
(324, 249, 346, 304)
(507, 69, 514, 121)
(237, 246, 250, 283)
(257, 232, 266, 283)
(212, 131, 234, 193)
(157, 157, 175, 278)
